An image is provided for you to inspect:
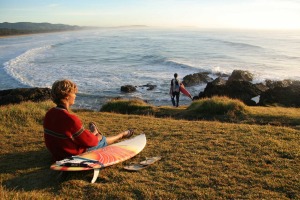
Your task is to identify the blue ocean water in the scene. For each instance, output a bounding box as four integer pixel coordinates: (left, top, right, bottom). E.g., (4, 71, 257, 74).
(1, 28, 300, 110)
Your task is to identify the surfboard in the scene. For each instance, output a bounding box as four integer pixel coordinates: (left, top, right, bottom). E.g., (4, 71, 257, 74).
(180, 84, 192, 99)
(50, 134, 146, 183)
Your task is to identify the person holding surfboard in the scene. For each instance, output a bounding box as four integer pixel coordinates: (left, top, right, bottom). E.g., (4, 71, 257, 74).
(170, 73, 181, 107)
(43, 79, 134, 161)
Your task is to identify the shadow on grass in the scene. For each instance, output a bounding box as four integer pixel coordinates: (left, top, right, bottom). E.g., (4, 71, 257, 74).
(0, 149, 61, 192)
(245, 114, 300, 127)
(0, 149, 103, 192)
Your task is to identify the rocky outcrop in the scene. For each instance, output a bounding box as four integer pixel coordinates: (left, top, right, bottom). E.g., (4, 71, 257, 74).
(182, 72, 213, 87)
(197, 70, 261, 105)
(199, 80, 263, 106)
(211, 77, 227, 86)
(196, 70, 300, 107)
(259, 81, 300, 107)
(0, 87, 51, 106)
(254, 83, 269, 92)
(213, 72, 230, 78)
(265, 79, 294, 89)
(228, 70, 254, 82)
(121, 85, 136, 93)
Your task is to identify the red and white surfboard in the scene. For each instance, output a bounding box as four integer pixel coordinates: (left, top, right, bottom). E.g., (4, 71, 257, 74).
(180, 84, 192, 99)
(50, 134, 146, 183)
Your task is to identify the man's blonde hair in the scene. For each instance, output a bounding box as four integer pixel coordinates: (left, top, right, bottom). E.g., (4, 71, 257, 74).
(51, 79, 78, 105)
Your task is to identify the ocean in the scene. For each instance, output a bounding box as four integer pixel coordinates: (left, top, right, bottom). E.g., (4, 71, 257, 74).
(1, 28, 300, 110)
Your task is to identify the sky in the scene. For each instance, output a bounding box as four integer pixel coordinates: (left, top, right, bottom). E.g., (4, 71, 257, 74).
(1, 0, 300, 30)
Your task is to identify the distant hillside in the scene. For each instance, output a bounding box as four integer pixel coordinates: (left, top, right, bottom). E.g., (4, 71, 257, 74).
(0, 22, 85, 36)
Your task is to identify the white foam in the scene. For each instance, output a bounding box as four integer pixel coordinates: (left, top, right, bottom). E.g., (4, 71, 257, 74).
(4, 45, 52, 87)
(251, 95, 260, 104)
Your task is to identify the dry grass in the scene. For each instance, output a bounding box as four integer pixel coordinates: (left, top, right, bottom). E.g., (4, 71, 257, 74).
(101, 97, 300, 128)
(0, 101, 299, 199)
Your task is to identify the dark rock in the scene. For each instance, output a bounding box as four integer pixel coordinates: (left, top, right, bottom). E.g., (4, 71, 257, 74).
(140, 84, 157, 91)
(244, 99, 258, 106)
(259, 82, 300, 107)
(199, 80, 263, 105)
(265, 79, 293, 89)
(255, 83, 269, 92)
(121, 85, 136, 93)
(182, 72, 213, 87)
(192, 96, 200, 100)
(0, 87, 51, 106)
(146, 85, 156, 90)
(195, 69, 300, 107)
(211, 77, 227, 86)
(228, 70, 254, 82)
(213, 72, 230, 78)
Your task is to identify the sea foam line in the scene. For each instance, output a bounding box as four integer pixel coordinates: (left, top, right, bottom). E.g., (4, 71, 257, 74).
(3, 45, 52, 87)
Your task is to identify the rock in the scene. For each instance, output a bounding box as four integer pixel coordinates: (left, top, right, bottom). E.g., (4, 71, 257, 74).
(0, 87, 51, 106)
(195, 69, 300, 107)
(146, 85, 156, 90)
(199, 80, 263, 106)
(121, 85, 136, 93)
(182, 72, 213, 87)
(213, 72, 230, 78)
(265, 79, 293, 89)
(255, 83, 269, 92)
(192, 96, 200, 100)
(228, 70, 254, 82)
(211, 77, 227, 86)
(259, 82, 300, 107)
(140, 84, 157, 91)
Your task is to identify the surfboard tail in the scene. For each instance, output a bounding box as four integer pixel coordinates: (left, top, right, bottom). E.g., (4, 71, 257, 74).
(179, 84, 193, 100)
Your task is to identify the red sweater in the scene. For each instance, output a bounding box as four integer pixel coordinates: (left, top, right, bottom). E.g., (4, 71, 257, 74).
(43, 107, 98, 161)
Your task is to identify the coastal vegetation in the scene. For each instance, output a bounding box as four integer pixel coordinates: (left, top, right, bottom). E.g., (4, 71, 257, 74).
(100, 97, 300, 127)
(0, 22, 85, 36)
(0, 98, 299, 199)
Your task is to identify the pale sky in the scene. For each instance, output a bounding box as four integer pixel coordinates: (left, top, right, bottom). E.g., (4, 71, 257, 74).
(1, 0, 300, 30)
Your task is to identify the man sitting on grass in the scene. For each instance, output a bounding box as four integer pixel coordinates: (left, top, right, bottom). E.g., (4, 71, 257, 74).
(43, 79, 134, 161)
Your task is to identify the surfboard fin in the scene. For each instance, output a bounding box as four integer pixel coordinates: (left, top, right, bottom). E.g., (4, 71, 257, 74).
(91, 169, 100, 183)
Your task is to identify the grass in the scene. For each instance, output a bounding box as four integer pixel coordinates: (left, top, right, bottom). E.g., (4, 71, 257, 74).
(100, 98, 155, 115)
(100, 96, 300, 128)
(187, 96, 247, 115)
(0, 99, 300, 199)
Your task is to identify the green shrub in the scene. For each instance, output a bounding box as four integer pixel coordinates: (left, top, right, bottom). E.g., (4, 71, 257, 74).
(188, 96, 247, 116)
(100, 98, 154, 115)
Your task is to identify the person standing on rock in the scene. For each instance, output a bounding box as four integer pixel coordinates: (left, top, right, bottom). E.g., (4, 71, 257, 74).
(170, 73, 181, 107)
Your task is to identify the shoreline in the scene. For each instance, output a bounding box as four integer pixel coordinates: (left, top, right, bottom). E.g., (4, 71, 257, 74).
(0, 28, 95, 39)
(1, 76, 299, 109)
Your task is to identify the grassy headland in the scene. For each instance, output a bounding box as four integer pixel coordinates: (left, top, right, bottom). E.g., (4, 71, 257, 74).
(0, 98, 299, 199)
(0, 22, 85, 37)
(101, 96, 300, 128)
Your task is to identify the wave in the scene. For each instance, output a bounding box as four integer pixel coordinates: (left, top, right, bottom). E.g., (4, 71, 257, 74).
(162, 59, 197, 71)
(271, 53, 300, 61)
(3, 45, 52, 87)
(140, 55, 199, 71)
(207, 38, 263, 50)
(140, 55, 166, 64)
(50, 38, 81, 48)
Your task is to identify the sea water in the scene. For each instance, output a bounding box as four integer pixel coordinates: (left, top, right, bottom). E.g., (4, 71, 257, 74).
(1, 28, 300, 110)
